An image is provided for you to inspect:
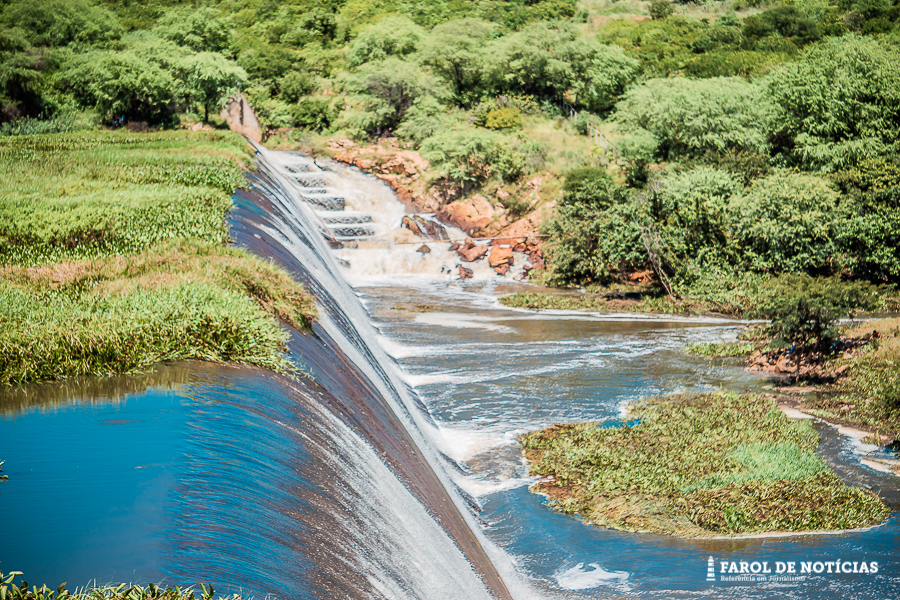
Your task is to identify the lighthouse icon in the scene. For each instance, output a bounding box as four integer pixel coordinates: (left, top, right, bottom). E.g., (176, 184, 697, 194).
(707, 556, 715, 581)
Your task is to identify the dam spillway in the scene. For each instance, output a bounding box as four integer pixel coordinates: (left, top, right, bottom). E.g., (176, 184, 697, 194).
(2, 146, 899, 600)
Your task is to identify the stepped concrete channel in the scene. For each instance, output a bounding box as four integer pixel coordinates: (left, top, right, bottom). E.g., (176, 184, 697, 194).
(270, 153, 377, 243)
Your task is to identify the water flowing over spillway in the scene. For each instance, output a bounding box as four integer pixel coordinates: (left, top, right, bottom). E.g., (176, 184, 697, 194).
(2, 146, 900, 600)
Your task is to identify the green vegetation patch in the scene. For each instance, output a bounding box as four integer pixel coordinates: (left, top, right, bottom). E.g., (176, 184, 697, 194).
(0, 241, 316, 385)
(805, 318, 900, 436)
(498, 292, 617, 311)
(1, 568, 243, 600)
(521, 392, 889, 537)
(0, 130, 251, 266)
(686, 342, 755, 357)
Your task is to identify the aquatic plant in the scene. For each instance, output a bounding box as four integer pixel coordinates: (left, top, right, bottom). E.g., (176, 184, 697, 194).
(0, 569, 241, 600)
(685, 342, 754, 357)
(521, 392, 890, 536)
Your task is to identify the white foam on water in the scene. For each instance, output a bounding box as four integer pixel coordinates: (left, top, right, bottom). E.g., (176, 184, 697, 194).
(414, 312, 516, 332)
(454, 474, 535, 498)
(555, 563, 629, 590)
(432, 424, 515, 463)
(375, 334, 424, 359)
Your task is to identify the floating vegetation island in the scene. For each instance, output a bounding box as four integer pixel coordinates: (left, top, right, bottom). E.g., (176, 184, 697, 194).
(522, 392, 890, 538)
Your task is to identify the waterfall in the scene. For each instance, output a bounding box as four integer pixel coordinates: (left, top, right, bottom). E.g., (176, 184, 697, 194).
(228, 145, 519, 600)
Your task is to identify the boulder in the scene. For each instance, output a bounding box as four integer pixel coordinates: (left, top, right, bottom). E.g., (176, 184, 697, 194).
(458, 265, 473, 280)
(457, 239, 489, 262)
(438, 194, 495, 232)
(494, 263, 511, 275)
(449, 242, 461, 251)
(775, 354, 796, 373)
(219, 93, 262, 143)
(489, 246, 514, 269)
(417, 244, 431, 254)
(402, 215, 425, 237)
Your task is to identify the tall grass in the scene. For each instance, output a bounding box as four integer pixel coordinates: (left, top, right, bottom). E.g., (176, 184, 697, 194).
(0, 130, 251, 266)
(0, 241, 315, 384)
(0, 131, 316, 385)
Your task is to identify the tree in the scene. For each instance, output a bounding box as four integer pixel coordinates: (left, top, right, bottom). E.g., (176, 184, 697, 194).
(346, 16, 425, 67)
(339, 57, 441, 133)
(58, 50, 178, 122)
(184, 52, 247, 122)
(726, 171, 840, 274)
(419, 18, 493, 106)
(485, 21, 637, 110)
(761, 277, 885, 378)
(0, 0, 122, 48)
(766, 35, 900, 170)
(543, 172, 648, 283)
(153, 8, 234, 55)
(615, 77, 769, 160)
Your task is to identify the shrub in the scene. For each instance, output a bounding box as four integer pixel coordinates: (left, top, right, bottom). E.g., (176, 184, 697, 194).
(290, 97, 335, 131)
(649, 0, 675, 20)
(726, 171, 841, 274)
(395, 96, 463, 143)
(615, 77, 769, 160)
(346, 16, 425, 66)
(279, 71, 315, 103)
(483, 106, 521, 130)
(419, 125, 500, 189)
(766, 35, 900, 170)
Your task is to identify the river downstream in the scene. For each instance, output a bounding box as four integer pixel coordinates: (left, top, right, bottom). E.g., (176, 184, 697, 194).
(1, 150, 898, 600)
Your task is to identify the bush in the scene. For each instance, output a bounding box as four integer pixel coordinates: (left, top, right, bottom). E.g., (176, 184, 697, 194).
(726, 171, 841, 274)
(615, 77, 769, 160)
(544, 177, 647, 283)
(483, 106, 522, 129)
(766, 35, 900, 170)
(419, 125, 500, 189)
(395, 96, 463, 143)
(649, 0, 675, 20)
(279, 71, 315, 103)
(290, 97, 335, 131)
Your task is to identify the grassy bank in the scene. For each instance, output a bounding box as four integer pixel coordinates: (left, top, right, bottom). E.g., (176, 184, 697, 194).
(0, 130, 250, 266)
(521, 392, 889, 537)
(0, 131, 315, 384)
(787, 317, 900, 438)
